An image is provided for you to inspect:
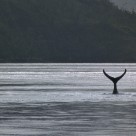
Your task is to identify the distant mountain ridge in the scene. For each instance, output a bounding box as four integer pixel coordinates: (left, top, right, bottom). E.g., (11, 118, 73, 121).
(0, 0, 136, 62)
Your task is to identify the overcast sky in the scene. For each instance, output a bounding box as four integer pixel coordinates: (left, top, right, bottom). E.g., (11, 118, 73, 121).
(110, 0, 136, 12)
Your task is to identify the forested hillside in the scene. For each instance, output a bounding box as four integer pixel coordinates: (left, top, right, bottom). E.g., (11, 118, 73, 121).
(0, 0, 136, 62)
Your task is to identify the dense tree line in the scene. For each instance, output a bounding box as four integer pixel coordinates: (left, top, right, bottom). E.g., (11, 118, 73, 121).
(0, 0, 136, 62)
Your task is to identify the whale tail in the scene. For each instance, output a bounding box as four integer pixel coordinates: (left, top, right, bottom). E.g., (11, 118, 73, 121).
(103, 69, 127, 94)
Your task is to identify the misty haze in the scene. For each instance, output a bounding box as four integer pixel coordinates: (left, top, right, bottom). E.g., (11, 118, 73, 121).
(110, 0, 136, 12)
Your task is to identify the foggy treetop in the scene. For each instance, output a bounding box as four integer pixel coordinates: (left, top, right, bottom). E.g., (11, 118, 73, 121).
(110, 0, 136, 12)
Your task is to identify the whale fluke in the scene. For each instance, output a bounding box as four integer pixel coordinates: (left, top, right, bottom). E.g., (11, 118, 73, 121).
(103, 69, 127, 94)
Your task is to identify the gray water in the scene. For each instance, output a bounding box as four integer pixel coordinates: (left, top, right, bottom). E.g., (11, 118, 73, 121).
(0, 63, 136, 136)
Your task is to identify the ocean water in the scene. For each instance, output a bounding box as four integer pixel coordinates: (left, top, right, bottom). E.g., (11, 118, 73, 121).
(0, 63, 136, 136)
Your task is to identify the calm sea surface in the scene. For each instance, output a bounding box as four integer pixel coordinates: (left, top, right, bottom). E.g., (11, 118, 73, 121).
(0, 63, 136, 136)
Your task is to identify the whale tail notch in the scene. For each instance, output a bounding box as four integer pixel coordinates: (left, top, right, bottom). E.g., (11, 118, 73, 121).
(103, 69, 127, 94)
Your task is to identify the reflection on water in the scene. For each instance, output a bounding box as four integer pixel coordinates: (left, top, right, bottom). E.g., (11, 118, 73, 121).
(0, 63, 136, 136)
(0, 102, 136, 136)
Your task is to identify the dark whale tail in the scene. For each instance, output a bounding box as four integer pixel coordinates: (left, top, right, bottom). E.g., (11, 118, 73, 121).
(103, 69, 127, 94)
